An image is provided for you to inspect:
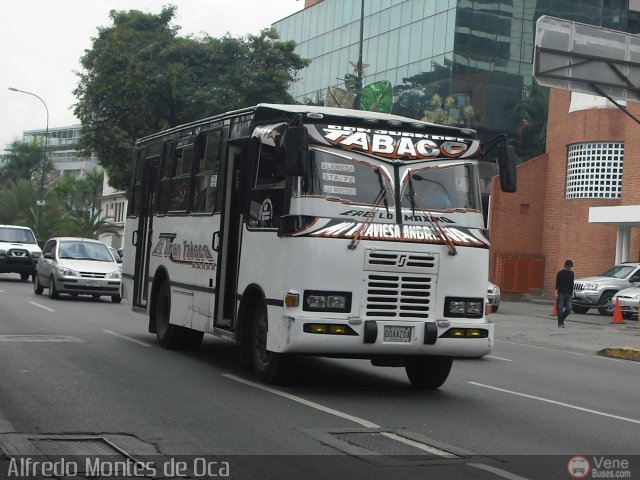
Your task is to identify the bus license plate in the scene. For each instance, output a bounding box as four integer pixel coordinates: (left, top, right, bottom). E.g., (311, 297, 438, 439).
(384, 326, 412, 342)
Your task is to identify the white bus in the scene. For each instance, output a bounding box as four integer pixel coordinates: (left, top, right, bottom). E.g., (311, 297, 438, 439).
(122, 104, 516, 389)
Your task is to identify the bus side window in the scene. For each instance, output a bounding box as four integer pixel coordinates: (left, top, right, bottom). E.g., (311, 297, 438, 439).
(193, 131, 221, 213)
(128, 149, 144, 216)
(157, 143, 173, 215)
(168, 143, 193, 212)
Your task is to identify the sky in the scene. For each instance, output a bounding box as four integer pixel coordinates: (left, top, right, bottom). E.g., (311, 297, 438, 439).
(0, 0, 303, 150)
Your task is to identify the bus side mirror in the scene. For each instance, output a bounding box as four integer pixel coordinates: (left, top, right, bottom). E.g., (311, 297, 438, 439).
(283, 126, 308, 176)
(498, 144, 517, 193)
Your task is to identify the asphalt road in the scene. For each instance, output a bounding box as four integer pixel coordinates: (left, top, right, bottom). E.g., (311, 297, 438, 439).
(0, 275, 638, 480)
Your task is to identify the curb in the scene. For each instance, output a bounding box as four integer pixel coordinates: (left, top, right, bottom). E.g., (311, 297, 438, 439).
(596, 347, 640, 362)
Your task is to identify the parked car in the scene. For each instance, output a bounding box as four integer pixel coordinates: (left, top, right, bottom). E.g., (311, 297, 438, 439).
(108, 246, 122, 264)
(572, 262, 640, 315)
(612, 286, 640, 319)
(0, 224, 42, 281)
(487, 281, 500, 313)
(34, 237, 122, 303)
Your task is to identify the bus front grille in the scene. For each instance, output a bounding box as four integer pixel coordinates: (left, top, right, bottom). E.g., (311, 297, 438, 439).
(365, 273, 432, 319)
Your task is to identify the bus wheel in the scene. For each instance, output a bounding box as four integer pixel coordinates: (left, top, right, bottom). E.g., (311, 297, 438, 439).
(155, 281, 181, 349)
(404, 356, 452, 390)
(155, 281, 203, 350)
(250, 307, 292, 384)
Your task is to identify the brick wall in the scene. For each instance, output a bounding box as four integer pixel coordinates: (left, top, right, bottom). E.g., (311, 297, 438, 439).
(490, 89, 640, 297)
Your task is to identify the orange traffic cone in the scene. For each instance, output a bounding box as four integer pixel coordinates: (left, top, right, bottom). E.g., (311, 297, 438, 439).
(552, 301, 558, 316)
(611, 297, 624, 324)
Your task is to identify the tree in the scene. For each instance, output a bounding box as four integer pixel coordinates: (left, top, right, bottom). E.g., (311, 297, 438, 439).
(421, 94, 457, 126)
(511, 81, 549, 160)
(0, 139, 53, 187)
(66, 210, 119, 239)
(73, 7, 308, 190)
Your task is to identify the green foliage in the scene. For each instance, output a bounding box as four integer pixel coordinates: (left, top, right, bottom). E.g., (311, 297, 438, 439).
(0, 139, 53, 186)
(510, 81, 549, 161)
(358, 81, 393, 113)
(393, 61, 453, 119)
(65, 210, 119, 239)
(421, 94, 457, 126)
(73, 7, 309, 190)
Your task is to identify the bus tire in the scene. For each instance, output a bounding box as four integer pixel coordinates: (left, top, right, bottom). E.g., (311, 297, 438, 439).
(404, 356, 452, 389)
(154, 280, 203, 350)
(250, 306, 292, 384)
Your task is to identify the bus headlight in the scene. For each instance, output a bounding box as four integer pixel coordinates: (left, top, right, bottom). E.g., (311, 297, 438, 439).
(303, 291, 352, 313)
(444, 297, 484, 318)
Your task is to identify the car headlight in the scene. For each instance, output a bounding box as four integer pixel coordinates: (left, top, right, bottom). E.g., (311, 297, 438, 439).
(107, 270, 121, 279)
(583, 283, 598, 290)
(632, 293, 640, 300)
(445, 297, 484, 318)
(303, 291, 352, 313)
(58, 268, 78, 277)
(31, 252, 41, 258)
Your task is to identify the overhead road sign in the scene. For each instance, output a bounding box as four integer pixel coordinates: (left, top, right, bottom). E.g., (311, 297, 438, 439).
(534, 15, 640, 104)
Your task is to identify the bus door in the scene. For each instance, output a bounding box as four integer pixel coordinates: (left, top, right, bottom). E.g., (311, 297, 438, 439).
(214, 144, 244, 329)
(132, 146, 161, 310)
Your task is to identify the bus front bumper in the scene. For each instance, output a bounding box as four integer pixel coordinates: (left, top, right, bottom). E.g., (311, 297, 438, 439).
(269, 315, 494, 358)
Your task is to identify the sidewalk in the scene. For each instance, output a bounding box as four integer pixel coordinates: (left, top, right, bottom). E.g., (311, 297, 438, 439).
(490, 301, 640, 361)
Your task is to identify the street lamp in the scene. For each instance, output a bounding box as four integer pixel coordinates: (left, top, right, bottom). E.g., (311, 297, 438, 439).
(8, 87, 49, 241)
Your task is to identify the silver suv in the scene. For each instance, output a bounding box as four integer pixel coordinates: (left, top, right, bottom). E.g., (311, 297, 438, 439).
(572, 262, 640, 315)
(0, 225, 42, 281)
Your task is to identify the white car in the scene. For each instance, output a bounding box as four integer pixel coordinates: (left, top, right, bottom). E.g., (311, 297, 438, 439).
(0, 224, 42, 281)
(34, 237, 122, 303)
(487, 281, 500, 313)
(612, 287, 640, 319)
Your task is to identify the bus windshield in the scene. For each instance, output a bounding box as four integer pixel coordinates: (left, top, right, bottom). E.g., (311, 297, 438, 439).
(308, 148, 394, 206)
(305, 148, 480, 212)
(401, 164, 481, 211)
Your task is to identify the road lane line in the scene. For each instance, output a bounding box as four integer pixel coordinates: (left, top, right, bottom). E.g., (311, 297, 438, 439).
(485, 355, 512, 362)
(103, 330, 151, 347)
(28, 301, 55, 312)
(469, 382, 640, 425)
(497, 340, 546, 349)
(468, 462, 530, 480)
(222, 373, 379, 428)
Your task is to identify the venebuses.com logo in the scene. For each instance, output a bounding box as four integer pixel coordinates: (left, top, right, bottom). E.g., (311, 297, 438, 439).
(567, 456, 632, 479)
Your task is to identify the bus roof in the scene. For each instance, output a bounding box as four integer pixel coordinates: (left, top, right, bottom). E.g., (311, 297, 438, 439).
(135, 104, 477, 145)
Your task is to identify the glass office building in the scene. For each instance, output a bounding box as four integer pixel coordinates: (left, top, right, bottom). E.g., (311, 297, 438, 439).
(274, 0, 639, 158)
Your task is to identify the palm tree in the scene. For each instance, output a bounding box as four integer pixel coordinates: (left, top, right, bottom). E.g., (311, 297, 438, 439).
(66, 210, 119, 239)
(512, 82, 549, 160)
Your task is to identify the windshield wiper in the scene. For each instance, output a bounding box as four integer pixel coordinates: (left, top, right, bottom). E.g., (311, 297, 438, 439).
(407, 173, 457, 256)
(348, 167, 390, 251)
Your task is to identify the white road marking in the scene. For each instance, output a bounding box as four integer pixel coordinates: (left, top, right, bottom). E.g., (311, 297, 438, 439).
(222, 373, 379, 428)
(103, 330, 151, 347)
(470, 382, 640, 425)
(28, 301, 55, 312)
(497, 340, 546, 349)
(468, 462, 531, 480)
(485, 355, 512, 362)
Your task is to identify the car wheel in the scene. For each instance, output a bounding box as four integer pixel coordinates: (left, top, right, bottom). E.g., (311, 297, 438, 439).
(405, 356, 452, 389)
(111, 295, 122, 304)
(597, 292, 615, 316)
(48, 276, 59, 299)
(572, 305, 589, 314)
(492, 305, 499, 313)
(249, 305, 293, 384)
(33, 274, 44, 295)
(20, 272, 30, 281)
